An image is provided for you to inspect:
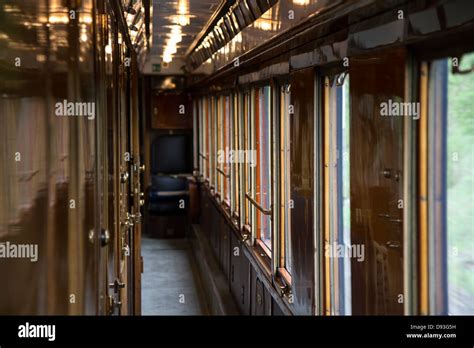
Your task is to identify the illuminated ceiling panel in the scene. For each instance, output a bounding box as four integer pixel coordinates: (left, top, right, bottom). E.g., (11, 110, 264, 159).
(151, 0, 220, 63)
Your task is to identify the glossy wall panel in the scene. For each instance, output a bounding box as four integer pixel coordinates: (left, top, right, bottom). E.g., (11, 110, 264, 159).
(0, 0, 100, 314)
(289, 68, 315, 315)
(219, 218, 231, 280)
(198, 0, 341, 73)
(230, 231, 251, 315)
(200, 186, 282, 316)
(250, 267, 272, 315)
(151, 94, 193, 129)
(0, 0, 141, 315)
(349, 48, 406, 315)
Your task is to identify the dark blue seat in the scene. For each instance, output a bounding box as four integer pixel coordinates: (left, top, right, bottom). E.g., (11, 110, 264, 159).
(148, 135, 192, 216)
(148, 176, 189, 215)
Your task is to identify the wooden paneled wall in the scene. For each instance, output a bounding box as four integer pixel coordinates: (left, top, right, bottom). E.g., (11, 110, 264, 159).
(151, 93, 193, 130)
(199, 186, 292, 316)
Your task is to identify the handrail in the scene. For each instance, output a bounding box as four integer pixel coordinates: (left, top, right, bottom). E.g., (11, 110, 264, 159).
(245, 192, 272, 216)
(216, 167, 230, 178)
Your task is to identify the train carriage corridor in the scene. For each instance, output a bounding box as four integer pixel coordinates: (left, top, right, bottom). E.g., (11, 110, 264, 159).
(0, 0, 473, 321)
(141, 237, 208, 315)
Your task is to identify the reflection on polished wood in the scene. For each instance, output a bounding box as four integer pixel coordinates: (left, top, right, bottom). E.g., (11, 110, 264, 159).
(350, 47, 406, 315)
(0, 0, 142, 315)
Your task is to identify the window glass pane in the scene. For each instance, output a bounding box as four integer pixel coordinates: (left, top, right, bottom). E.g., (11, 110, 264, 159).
(281, 85, 292, 273)
(224, 95, 231, 202)
(212, 97, 217, 188)
(244, 92, 252, 225)
(217, 96, 222, 195)
(208, 96, 214, 185)
(205, 97, 209, 179)
(198, 99, 202, 175)
(239, 92, 247, 227)
(446, 53, 474, 314)
(325, 74, 351, 315)
(341, 76, 351, 315)
(231, 93, 240, 217)
(194, 100, 198, 172)
(258, 86, 272, 249)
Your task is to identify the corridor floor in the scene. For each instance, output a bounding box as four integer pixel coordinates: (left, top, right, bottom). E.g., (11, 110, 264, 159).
(141, 236, 208, 315)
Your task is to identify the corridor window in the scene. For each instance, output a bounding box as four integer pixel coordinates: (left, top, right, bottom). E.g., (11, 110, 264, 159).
(216, 96, 222, 197)
(323, 73, 351, 315)
(426, 53, 474, 315)
(254, 86, 272, 252)
(445, 53, 474, 315)
(205, 97, 211, 181)
(231, 92, 241, 219)
(219, 95, 231, 207)
(199, 97, 209, 180)
(280, 85, 292, 274)
(243, 91, 253, 228)
(210, 96, 216, 189)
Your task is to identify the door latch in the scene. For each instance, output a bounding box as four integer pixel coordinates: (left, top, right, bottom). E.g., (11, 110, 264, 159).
(122, 244, 130, 258)
(109, 279, 125, 293)
(132, 163, 145, 173)
(107, 295, 122, 315)
(121, 213, 134, 229)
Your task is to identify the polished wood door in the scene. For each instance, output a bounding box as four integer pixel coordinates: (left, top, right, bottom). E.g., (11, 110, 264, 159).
(129, 54, 143, 315)
(115, 41, 132, 315)
(96, 0, 113, 315)
(104, 6, 120, 315)
(350, 48, 406, 315)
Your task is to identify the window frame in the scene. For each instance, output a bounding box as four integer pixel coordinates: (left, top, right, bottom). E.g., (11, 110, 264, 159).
(198, 97, 209, 181)
(231, 91, 241, 222)
(277, 82, 293, 283)
(420, 51, 474, 315)
(322, 71, 351, 316)
(244, 85, 274, 257)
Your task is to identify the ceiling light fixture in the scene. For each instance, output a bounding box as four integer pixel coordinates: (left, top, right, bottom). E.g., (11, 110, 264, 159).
(292, 0, 310, 5)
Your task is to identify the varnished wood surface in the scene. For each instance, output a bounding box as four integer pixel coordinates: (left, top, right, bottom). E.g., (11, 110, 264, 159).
(349, 47, 406, 315)
(289, 68, 316, 315)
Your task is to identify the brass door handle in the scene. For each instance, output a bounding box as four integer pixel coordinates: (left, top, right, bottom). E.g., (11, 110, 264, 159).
(100, 229, 110, 247)
(120, 171, 129, 183)
(88, 229, 110, 247)
(130, 212, 141, 224)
